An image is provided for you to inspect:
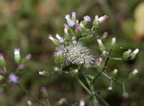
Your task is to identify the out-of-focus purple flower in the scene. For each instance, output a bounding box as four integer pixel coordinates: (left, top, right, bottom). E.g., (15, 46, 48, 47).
(0, 54, 4, 60)
(26, 54, 32, 60)
(72, 36, 76, 40)
(67, 20, 76, 27)
(9, 73, 18, 83)
(63, 23, 68, 28)
(0, 68, 3, 73)
(19, 64, 25, 69)
(91, 34, 95, 37)
(41, 87, 47, 92)
(65, 14, 70, 20)
(0, 91, 2, 95)
(72, 11, 76, 18)
(123, 92, 129, 99)
(75, 24, 81, 32)
(84, 15, 91, 22)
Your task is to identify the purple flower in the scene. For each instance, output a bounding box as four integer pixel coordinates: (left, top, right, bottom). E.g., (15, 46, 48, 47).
(41, 87, 47, 92)
(26, 54, 32, 60)
(65, 14, 70, 20)
(0, 53, 3, 59)
(72, 12, 76, 18)
(84, 15, 91, 22)
(72, 36, 76, 40)
(9, 73, 18, 83)
(63, 24, 68, 28)
(123, 92, 129, 99)
(91, 34, 95, 37)
(75, 24, 81, 32)
(67, 20, 76, 27)
(0, 91, 2, 95)
(19, 64, 25, 69)
(59, 37, 66, 43)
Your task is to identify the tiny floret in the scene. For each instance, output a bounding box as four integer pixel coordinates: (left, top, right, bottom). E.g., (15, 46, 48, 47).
(65, 14, 70, 20)
(9, 73, 18, 83)
(72, 12, 76, 18)
(84, 15, 91, 22)
(67, 20, 76, 27)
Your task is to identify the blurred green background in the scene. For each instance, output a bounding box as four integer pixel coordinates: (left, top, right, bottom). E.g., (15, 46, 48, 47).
(0, 0, 144, 106)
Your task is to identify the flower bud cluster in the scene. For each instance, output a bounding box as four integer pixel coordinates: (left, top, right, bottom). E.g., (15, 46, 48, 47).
(49, 12, 108, 47)
(123, 49, 139, 60)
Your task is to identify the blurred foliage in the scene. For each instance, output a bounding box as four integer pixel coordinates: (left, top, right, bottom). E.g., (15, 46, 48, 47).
(0, 0, 144, 106)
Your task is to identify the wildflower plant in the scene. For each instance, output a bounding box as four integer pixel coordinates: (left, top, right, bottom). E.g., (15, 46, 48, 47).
(0, 12, 139, 106)
(48, 12, 139, 106)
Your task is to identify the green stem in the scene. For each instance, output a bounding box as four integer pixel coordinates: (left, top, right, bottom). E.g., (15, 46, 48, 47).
(81, 68, 110, 106)
(76, 77, 99, 106)
(46, 98, 50, 106)
(110, 57, 127, 61)
(91, 47, 113, 84)
(76, 77, 91, 95)
(17, 83, 45, 106)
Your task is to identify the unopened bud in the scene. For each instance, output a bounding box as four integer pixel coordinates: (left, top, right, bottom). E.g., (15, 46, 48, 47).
(107, 86, 112, 91)
(101, 50, 108, 58)
(111, 37, 116, 47)
(39, 70, 49, 77)
(97, 39, 105, 51)
(27, 100, 32, 106)
(54, 67, 60, 72)
(79, 98, 85, 106)
(123, 49, 132, 59)
(59, 98, 67, 105)
(129, 49, 139, 60)
(72, 12, 76, 20)
(48, 35, 60, 45)
(98, 15, 108, 23)
(101, 32, 108, 40)
(111, 69, 118, 77)
(129, 69, 138, 78)
(65, 14, 70, 21)
(93, 15, 99, 28)
(122, 92, 129, 99)
(14, 49, 20, 63)
(41, 87, 48, 97)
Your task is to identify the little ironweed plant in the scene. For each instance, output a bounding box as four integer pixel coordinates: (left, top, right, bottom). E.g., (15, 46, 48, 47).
(48, 12, 139, 106)
(0, 12, 139, 106)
